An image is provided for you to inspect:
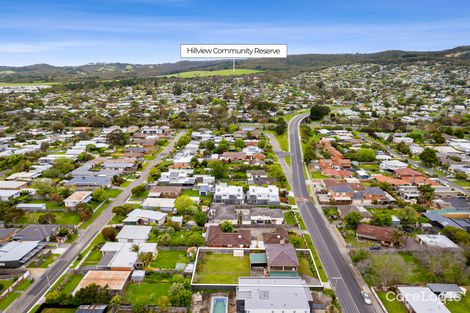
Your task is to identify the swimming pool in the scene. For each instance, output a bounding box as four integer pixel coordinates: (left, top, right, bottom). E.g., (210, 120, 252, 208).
(210, 296, 228, 313)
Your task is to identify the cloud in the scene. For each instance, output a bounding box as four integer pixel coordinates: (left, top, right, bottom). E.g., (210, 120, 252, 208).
(0, 41, 95, 54)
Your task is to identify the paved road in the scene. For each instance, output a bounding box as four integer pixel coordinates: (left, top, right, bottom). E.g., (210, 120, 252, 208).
(288, 114, 375, 313)
(7, 132, 184, 313)
(360, 134, 470, 196)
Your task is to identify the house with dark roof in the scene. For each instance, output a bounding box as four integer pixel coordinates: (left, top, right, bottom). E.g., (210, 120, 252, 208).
(12, 225, 59, 242)
(265, 243, 299, 272)
(262, 228, 290, 244)
(0, 228, 19, 243)
(206, 225, 251, 248)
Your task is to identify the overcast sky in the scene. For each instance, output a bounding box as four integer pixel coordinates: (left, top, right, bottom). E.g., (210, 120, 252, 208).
(1, 0, 469, 66)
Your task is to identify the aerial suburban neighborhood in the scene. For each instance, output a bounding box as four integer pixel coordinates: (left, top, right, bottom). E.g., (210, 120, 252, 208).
(0, 1, 470, 313)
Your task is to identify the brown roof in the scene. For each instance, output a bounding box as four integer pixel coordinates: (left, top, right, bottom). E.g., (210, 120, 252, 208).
(394, 167, 423, 177)
(75, 270, 131, 292)
(356, 224, 403, 244)
(262, 228, 290, 244)
(266, 243, 299, 268)
(206, 225, 251, 247)
(149, 185, 182, 196)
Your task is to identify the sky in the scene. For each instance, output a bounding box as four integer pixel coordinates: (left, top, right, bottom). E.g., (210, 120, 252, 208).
(0, 0, 469, 66)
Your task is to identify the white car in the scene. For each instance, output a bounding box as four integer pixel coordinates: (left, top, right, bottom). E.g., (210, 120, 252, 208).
(361, 291, 372, 305)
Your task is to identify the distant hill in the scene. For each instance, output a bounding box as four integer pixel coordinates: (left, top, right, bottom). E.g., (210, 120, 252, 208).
(1, 46, 469, 83)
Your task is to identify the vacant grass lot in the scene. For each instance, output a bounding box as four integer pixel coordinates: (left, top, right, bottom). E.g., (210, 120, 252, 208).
(61, 274, 84, 294)
(18, 211, 80, 225)
(125, 274, 171, 305)
(165, 69, 262, 78)
(284, 211, 296, 226)
(151, 250, 189, 269)
(194, 253, 250, 284)
(446, 293, 470, 313)
(376, 291, 407, 313)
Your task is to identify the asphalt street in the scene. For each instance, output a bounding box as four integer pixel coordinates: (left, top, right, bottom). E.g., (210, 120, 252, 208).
(7, 131, 184, 313)
(289, 114, 375, 313)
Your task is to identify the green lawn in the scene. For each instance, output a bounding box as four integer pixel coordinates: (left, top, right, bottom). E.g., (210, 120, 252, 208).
(125, 280, 170, 305)
(295, 212, 307, 230)
(182, 189, 200, 197)
(79, 200, 110, 229)
(27, 200, 65, 210)
(298, 257, 315, 277)
(151, 250, 189, 269)
(82, 249, 102, 266)
(120, 180, 132, 188)
(304, 234, 328, 282)
(28, 254, 59, 268)
(284, 211, 296, 226)
(310, 171, 329, 179)
(18, 211, 80, 225)
(446, 293, 470, 313)
(60, 274, 84, 294)
(106, 188, 123, 198)
(376, 291, 407, 313)
(398, 252, 433, 284)
(0, 279, 15, 290)
(0, 279, 33, 310)
(194, 253, 250, 284)
(164, 69, 262, 78)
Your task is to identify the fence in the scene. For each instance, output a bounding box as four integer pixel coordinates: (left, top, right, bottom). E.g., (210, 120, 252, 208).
(0, 270, 30, 302)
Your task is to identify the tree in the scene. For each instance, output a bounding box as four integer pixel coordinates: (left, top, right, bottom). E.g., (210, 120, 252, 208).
(76, 203, 93, 222)
(209, 160, 226, 179)
(310, 105, 331, 121)
(418, 184, 434, 206)
(367, 254, 411, 287)
(176, 134, 191, 148)
(194, 211, 208, 226)
(396, 142, 411, 155)
(344, 211, 362, 228)
(157, 233, 172, 246)
(109, 294, 123, 310)
(303, 142, 316, 164)
(290, 235, 304, 248)
(397, 206, 418, 225)
(92, 188, 109, 202)
(274, 117, 287, 135)
(53, 157, 75, 175)
(73, 283, 111, 305)
(168, 282, 192, 307)
(174, 195, 196, 215)
(138, 252, 154, 267)
(431, 131, 445, 144)
(442, 226, 470, 245)
(234, 138, 245, 150)
(371, 213, 392, 226)
(353, 148, 376, 162)
(38, 212, 56, 224)
(51, 121, 65, 133)
(220, 221, 234, 232)
(112, 204, 134, 217)
(101, 227, 118, 241)
(32, 179, 56, 197)
(158, 295, 170, 312)
(131, 184, 146, 195)
(419, 148, 439, 167)
(107, 129, 127, 146)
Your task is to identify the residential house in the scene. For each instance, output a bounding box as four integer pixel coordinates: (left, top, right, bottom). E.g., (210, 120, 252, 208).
(265, 243, 299, 272)
(246, 185, 280, 205)
(116, 225, 152, 243)
(0, 241, 45, 268)
(13, 225, 59, 242)
(236, 277, 314, 313)
(206, 225, 251, 248)
(356, 224, 404, 247)
(214, 183, 244, 205)
(123, 209, 167, 226)
(64, 191, 92, 209)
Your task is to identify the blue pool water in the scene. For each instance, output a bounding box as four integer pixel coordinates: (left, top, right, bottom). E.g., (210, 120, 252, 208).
(211, 296, 228, 313)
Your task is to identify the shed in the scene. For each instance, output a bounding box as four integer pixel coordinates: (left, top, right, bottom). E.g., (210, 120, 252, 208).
(131, 270, 145, 282)
(250, 253, 267, 267)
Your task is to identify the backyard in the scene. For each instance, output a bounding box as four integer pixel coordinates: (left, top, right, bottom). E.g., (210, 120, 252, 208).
(125, 273, 171, 305)
(194, 252, 250, 284)
(151, 250, 189, 269)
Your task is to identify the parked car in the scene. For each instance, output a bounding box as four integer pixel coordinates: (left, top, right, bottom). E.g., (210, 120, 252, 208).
(369, 245, 381, 250)
(361, 291, 372, 305)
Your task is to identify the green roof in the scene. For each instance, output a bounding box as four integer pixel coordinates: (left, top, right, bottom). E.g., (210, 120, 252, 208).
(249, 253, 267, 265)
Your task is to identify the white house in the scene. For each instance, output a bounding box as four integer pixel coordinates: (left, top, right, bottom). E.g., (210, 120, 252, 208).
(141, 198, 175, 213)
(379, 160, 408, 171)
(246, 185, 280, 205)
(123, 209, 167, 226)
(116, 225, 152, 243)
(213, 183, 244, 205)
(64, 191, 92, 209)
